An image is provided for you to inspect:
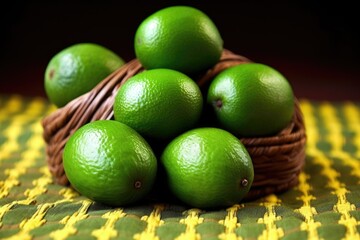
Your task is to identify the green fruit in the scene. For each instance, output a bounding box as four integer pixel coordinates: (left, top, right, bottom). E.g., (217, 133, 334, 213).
(113, 68, 203, 139)
(161, 127, 254, 208)
(45, 43, 125, 107)
(134, 5, 223, 75)
(207, 63, 295, 137)
(63, 120, 157, 207)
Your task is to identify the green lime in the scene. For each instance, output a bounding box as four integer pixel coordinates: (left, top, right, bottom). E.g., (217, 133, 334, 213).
(207, 63, 295, 137)
(134, 5, 223, 75)
(45, 43, 125, 107)
(62, 120, 157, 207)
(161, 127, 254, 208)
(113, 68, 203, 139)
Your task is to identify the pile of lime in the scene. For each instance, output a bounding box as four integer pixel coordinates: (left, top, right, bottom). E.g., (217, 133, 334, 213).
(44, 5, 295, 209)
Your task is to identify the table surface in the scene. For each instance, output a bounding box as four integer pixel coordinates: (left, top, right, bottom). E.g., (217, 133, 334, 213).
(1, 94, 360, 240)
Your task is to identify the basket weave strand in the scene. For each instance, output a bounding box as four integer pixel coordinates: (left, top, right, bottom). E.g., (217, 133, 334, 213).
(243, 100, 306, 200)
(42, 49, 306, 200)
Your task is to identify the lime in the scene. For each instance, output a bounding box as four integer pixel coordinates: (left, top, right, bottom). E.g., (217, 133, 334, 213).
(62, 120, 157, 207)
(161, 127, 254, 208)
(134, 5, 223, 75)
(207, 63, 295, 137)
(44, 43, 125, 107)
(113, 68, 203, 139)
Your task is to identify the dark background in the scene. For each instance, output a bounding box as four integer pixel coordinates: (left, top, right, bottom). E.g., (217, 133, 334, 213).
(1, 1, 359, 101)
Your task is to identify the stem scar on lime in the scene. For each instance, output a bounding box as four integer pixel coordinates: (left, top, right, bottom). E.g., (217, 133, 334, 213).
(49, 69, 55, 79)
(241, 178, 249, 187)
(214, 99, 223, 108)
(134, 180, 142, 189)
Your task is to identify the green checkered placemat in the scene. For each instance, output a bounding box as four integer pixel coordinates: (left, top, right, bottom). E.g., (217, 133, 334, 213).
(1, 94, 360, 240)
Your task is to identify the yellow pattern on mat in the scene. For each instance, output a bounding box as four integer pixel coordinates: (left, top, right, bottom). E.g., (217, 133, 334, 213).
(49, 200, 92, 240)
(219, 204, 242, 240)
(134, 204, 165, 240)
(319, 103, 360, 240)
(92, 209, 126, 240)
(177, 209, 203, 240)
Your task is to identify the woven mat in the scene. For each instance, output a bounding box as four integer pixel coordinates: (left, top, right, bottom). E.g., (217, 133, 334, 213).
(1, 94, 360, 240)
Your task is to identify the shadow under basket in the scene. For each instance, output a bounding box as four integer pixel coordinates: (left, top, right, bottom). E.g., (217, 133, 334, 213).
(42, 49, 307, 201)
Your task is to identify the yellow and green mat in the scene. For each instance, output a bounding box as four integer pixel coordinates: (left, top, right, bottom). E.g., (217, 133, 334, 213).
(1, 94, 360, 239)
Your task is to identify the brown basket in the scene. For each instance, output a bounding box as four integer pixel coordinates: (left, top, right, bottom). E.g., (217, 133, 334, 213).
(42, 49, 306, 200)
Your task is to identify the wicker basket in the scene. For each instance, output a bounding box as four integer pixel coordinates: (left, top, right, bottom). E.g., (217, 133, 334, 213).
(42, 49, 306, 200)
